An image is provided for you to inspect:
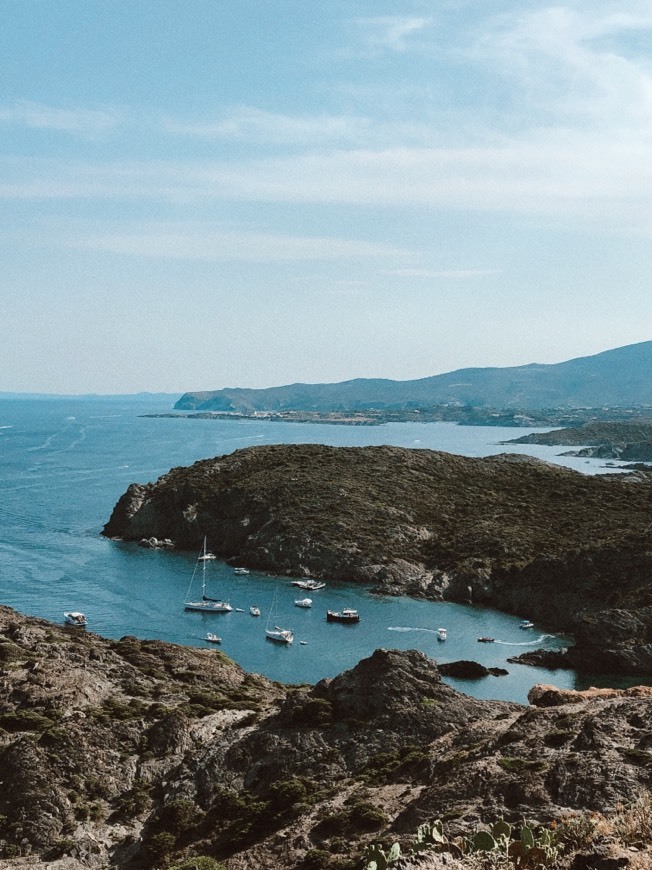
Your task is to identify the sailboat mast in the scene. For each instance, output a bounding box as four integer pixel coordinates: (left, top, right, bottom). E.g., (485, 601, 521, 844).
(201, 536, 207, 597)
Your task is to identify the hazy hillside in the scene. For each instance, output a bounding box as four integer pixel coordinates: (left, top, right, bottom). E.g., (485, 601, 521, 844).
(175, 340, 652, 412)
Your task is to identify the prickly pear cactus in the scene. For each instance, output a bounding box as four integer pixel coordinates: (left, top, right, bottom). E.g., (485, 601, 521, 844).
(472, 829, 497, 851)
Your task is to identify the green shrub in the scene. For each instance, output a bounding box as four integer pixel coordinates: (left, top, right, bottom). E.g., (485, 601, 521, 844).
(0, 710, 55, 733)
(146, 831, 176, 863)
(156, 799, 201, 838)
(292, 697, 334, 727)
(497, 756, 546, 773)
(167, 858, 226, 870)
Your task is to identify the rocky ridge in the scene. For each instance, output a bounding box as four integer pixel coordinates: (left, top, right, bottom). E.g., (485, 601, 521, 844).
(103, 444, 652, 676)
(0, 607, 651, 869)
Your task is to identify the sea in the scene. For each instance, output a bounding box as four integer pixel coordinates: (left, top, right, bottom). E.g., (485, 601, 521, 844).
(0, 395, 646, 705)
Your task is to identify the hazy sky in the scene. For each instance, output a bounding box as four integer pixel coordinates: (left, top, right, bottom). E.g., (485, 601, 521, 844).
(2, 0, 651, 394)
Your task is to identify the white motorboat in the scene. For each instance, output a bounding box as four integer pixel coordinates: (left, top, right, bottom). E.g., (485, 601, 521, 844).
(250, 606, 261, 617)
(437, 627, 447, 641)
(64, 611, 87, 627)
(294, 597, 312, 608)
(519, 620, 534, 629)
(291, 579, 326, 591)
(234, 567, 250, 575)
(184, 537, 233, 613)
(265, 626, 294, 644)
(206, 633, 221, 644)
(198, 550, 216, 561)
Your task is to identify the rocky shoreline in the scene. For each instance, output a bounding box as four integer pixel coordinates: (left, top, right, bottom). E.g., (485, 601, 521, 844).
(103, 443, 652, 678)
(505, 422, 652, 464)
(0, 606, 650, 869)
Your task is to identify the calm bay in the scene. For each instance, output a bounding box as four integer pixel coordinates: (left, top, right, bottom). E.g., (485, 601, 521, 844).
(0, 396, 644, 704)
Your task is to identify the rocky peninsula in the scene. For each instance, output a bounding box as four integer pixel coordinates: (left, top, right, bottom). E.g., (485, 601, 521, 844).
(103, 444, 652, 677)
(0, 606, 650, 869)
(505, 422, 652, 464)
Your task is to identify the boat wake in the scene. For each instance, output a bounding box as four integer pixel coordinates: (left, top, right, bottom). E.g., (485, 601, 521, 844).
(494, 634, 556, 646)
(388, 626, 440, 635)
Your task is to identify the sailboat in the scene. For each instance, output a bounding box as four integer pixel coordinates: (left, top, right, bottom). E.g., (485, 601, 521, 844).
(265, 588, 293, 644)
(184, 538, 233, 613)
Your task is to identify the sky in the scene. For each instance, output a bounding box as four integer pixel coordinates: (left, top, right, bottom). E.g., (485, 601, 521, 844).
(1, 0, 652, 395)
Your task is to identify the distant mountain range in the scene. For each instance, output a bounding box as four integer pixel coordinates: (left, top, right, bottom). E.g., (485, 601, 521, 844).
(175, 340, 652, 412)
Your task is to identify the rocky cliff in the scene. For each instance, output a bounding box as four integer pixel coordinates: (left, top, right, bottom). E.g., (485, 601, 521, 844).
(103, 444, 652, 676)
(0, 607, 650, 869)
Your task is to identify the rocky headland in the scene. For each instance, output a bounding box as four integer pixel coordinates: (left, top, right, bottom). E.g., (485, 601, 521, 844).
(102, 444, 652, 677)
(506, 422, 652, 464)
(0, 607, 650, 869)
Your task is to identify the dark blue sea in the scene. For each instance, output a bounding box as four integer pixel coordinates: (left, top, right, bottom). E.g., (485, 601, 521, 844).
(0, 396, 643, 704)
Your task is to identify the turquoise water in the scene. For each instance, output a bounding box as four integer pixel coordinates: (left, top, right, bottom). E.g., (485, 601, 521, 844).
(0, 397, 643, 705)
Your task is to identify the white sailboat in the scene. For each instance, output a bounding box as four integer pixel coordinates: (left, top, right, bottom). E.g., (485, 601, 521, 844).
(265, 589, 293, 644)
(184, 538, 232, 613)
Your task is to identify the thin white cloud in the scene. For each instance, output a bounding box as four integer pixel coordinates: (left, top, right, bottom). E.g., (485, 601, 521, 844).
(68, 225, 412, 262)
(2, 131, 652, 231)
(354, 16, 432, 52)
(163, 106, 370, 144)
(475, 5, 652, 128)
(386, 268, 498, 279)
(0, 101, 122, 137)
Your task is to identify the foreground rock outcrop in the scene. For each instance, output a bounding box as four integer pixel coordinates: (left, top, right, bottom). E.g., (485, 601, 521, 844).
(0, 608, 650, 869)
(103, 444, 652, 675)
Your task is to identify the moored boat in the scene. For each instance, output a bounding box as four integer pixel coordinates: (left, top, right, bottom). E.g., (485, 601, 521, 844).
(477, 636, 495, 643)
(265, 626, 294, 644)
(326, 608, 360, 624)
(184, 538, 232, 613)
(206, 632, 221, 643)
(64, 611, 87, 627)
(437, 627, 447, 641)
(250, 606, 261, 617)
(234, 567, 249, 575)
(519, 620, 534, 629)
(291, 579, 326, 591)
(294, 598, 312, 608)
(265, 588, 293, 643)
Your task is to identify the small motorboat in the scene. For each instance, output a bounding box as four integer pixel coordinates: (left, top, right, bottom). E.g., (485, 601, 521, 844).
(206, 633, 221, 644)
(250, 606, 261, 617)
(294, 597, 312, 608)
(326, 608, 360, 624)
(234, 567, 250, 575)
(64, 611, 87, 627)
(299, 640, 308, 645)
(519, 620, 535, 629)
(235, 608, 245, 612)
(291, 579, 326, 590)
(437, 627, 447, 641)
(265, 626, 294, 644)
(477, 636, 495, 643)
(198, 551, 217, 561)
